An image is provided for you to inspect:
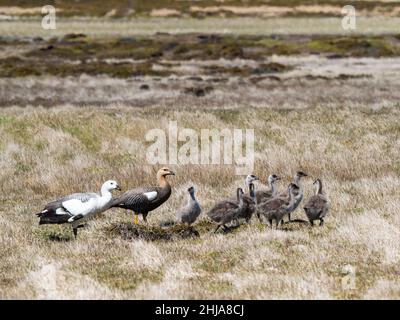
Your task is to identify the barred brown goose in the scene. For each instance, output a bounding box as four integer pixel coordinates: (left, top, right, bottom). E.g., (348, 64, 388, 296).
(111, 167, 175, 224)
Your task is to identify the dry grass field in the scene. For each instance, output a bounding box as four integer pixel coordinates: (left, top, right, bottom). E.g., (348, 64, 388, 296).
(1, 1, 400, 300)
(2, 17, 400, 38)
(1, 102, 399, 299)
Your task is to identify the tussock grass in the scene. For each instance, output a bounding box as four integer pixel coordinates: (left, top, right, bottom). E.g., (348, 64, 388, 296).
(0, 103, 399, 299)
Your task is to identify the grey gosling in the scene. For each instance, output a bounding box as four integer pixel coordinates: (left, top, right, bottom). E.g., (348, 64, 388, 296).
(280, 171, 308, 221)
(257, 183, 300, 229)
(303, 179, 330, 226)
(228, 174, 259, 226)
(176, 186, 202, 226)
(255, 174, 280, 221)
(236, 174, 259, 223)
(207, 188, 245, 233)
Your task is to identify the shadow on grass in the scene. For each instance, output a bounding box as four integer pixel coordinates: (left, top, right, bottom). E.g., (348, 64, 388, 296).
(106, 222, 204, 241)
(46, 232, 73, 242)
(256, 218, 311, 232)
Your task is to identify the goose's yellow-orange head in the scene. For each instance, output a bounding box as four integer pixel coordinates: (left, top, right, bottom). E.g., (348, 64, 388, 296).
(158, 167, 175, 177)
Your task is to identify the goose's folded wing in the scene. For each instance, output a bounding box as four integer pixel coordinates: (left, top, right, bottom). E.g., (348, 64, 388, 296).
(304, 196, 320, 209)
(111, 189, 156, 208)
(207, 200, 238, 217)
(313, 196, 327, 210)
(64, 192, 98, 202)
(144, 191, 157, 201)
(62, 198, 93, 216)
(242, 195, 255, 205)
(44, 192, 98, 211)
(259, 197, 285, 211)
(176, 205, 190, 218)
(256, 189, 272, 198)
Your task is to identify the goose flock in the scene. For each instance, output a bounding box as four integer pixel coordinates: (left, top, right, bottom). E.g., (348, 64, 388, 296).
(36, 167, 330, 238)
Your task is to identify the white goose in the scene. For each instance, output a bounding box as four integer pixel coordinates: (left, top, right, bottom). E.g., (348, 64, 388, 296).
(36, 180, 121, 238)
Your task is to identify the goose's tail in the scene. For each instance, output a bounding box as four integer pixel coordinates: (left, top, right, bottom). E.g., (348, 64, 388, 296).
(36, 208, 70, 225)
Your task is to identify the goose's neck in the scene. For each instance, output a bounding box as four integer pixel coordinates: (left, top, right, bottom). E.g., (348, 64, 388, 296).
(287, 189, 296, 208)
(100, 187, 113, 203)
(244, 179, 250, 191)
(237, 190, 244, 207)
(316, 181, 323, 195)
(270, 180, 277, 196)
(188, 192, 196, 203)
(249, 183, 256, 203)
(158, 175, 170, 188)
(294, 176, 304, 193)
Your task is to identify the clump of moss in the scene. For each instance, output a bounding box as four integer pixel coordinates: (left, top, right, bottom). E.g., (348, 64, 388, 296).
(2, 33, 400, 78)
(308, 37, 399, 57)
(0, 57, 42, 77)
(184, 86, 214, 97)
(47, 232, 73, 242)
(0, 53, 171, 78)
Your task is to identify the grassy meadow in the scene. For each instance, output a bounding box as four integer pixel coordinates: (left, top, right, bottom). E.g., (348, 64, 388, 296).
(1, 104, 399, 299)
(1, 0, 400, 300)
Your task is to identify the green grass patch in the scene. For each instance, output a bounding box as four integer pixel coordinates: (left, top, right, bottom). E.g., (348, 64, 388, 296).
(198, 248, 244, 273)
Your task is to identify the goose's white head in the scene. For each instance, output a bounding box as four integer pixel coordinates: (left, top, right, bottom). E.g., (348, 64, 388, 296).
(296, 171, 308, 179)
(313, 178, 323, 193)
(245, 174, 259, 186)
(268, 174, 280, 184)
(313, 179, 322, 187)
(102, 180, 121, 192)
(288, 183, 300, 194)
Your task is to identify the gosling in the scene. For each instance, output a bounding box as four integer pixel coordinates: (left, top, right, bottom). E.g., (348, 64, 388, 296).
(303, 179, 330, 226)
(207, 188, 245, 233)
(257, 183, 299, 229)
(279, 171, 308, 222)
(176, 186, 202, 226)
